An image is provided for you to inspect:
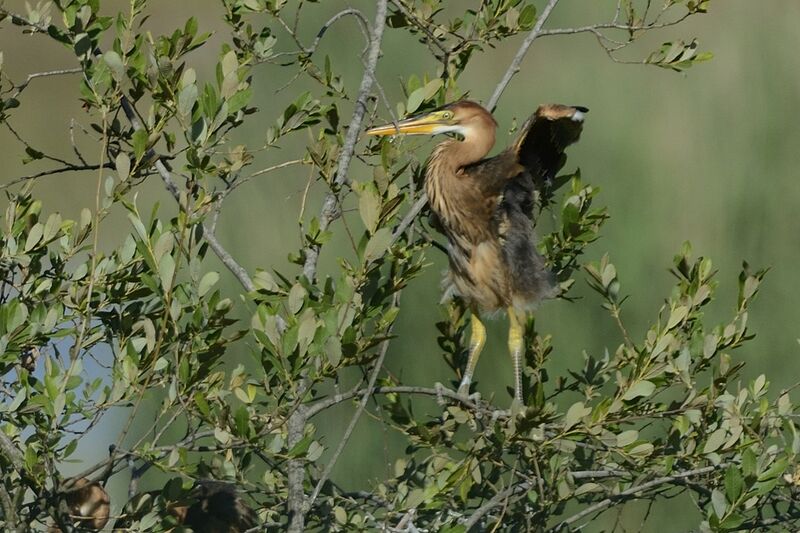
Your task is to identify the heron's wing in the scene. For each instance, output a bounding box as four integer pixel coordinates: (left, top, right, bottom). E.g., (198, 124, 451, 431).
(513, 103, 586, 183)
(488, 105, 586, 301)
(464, 104, 586, 197)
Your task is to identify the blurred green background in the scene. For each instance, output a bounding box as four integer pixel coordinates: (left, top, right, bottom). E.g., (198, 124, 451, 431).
(2, 0, 799, 528)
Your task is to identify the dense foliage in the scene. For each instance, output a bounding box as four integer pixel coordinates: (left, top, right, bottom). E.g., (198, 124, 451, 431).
(1, 0, 798, 531)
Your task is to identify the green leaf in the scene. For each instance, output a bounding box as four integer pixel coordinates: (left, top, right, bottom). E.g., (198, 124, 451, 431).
(518, 4, 537, 29)
(574, 482, 601, 496)
(132, 129, 148, 161)
(564, 401, 591, 430)
(198, 271, 219, 297)
(666, 305, 688, 330)
(43, 213, 62, 241)
(358, 185, 381, 234)
(364, 227, 393, 263)
(406, 79, 442, 114)
(24, 223, 44, 251)
(616, 430, 639, 447)
(5, 301, 28, 333)
(103, 50, 124, 78)
(725, 466, 744, 503)
(254, 270, 279, 291)
(178, 83, 198, 118)
(652, 333, 674, 357)
(703, 428, 727, 454)
(742, 448, 757, 479)
(710, 488, 727, 518)
(288, 283, 306, 314)
(158, 254, 176, 289)
(115, 153, 130, 181)
(153, 231, 174, 263)
(234, 405, 250, 436)
(221, 50, 238, 77)
(622, 380, 655, 401)
(325, 336, 342, 366)
(628, 442, 654, 457)
(334, 506, 347, 525)
(287, 434, 313, 458)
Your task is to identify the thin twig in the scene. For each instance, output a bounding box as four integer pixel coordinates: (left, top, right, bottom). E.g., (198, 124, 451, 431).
(222, 158, 305, 198)
(306, 384, 488, 418)
(11, 67, 83, 99)
(486, 0, 560, 111)
(0, 163, 111, 191)
(463, 469, 626, 531)
(305, 333, 393, 510)
(388, 0, 449, 59)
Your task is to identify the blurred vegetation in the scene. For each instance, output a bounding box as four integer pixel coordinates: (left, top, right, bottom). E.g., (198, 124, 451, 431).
(1, 0, 799, 531)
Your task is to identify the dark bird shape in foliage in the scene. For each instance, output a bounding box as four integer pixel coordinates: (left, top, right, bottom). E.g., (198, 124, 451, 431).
(367, 100, 587, 404)
(115, 479, 257, 533)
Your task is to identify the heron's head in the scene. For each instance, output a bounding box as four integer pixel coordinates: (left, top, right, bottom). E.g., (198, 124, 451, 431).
(366, 100, 497, 139)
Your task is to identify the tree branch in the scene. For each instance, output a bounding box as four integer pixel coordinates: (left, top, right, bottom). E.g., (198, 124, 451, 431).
(0, 432, 24, 471)
(301, 0, 388, 282)
(548, 463, 730, 531)
(0, 163, 112, 191)
(306, 384, 486, 418)
(11, 67, 83, 99)
(390, 194, 428, 247)
(306, 334, 392, 510)
(0, 466, 18, 530)
(118, 97, 256, 293)
(486, 0, 560, 111)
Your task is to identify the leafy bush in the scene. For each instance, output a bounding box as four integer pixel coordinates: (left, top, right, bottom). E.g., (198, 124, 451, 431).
(0, 1, 797, 531)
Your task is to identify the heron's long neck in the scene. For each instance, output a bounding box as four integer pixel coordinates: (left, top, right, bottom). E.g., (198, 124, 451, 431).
(426, 128, 495, 228)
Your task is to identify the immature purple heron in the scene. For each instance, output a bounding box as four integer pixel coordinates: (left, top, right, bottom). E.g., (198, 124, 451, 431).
(367, 100, 586, 404)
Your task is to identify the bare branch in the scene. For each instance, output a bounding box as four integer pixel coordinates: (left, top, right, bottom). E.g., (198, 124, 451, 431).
(486, 0, 560, 111)
(0, 163, 111, 191)
(301, 0, 389, 282)
(10, 67, 83, 99)
(548, 463, 730, 531)
(221, 158, 306, 198)
(306, 384, 491, 419)
(390, 194, 428, 246)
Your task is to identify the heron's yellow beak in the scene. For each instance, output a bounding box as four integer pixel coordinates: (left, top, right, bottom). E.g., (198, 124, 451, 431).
(366, 110, 452, 136)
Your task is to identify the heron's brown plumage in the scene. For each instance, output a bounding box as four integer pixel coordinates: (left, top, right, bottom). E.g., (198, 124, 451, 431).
(365, 99, 587, 404)
(421, 101, 586, 312)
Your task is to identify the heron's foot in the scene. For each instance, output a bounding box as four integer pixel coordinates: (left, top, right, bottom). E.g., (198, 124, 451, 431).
(433, 382, 449, 406)
(457, 376, 472, 397)
(456, 381, 481, 403)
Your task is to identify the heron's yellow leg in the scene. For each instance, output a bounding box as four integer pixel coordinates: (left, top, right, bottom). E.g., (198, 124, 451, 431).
(508, 308, 525, 404)
(458, 313, 486, 396)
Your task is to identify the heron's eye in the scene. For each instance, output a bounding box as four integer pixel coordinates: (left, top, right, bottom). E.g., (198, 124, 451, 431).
(441, 111, 453, 120)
